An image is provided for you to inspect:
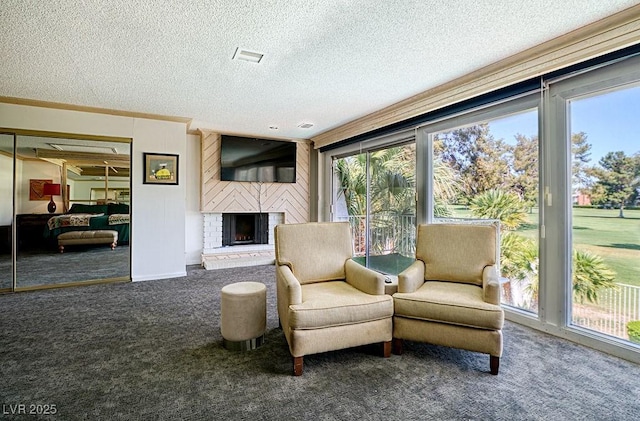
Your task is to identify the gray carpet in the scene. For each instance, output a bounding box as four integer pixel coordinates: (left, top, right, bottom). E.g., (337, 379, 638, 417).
(0, 245, 129, 289)
(1, 264, 639, 420)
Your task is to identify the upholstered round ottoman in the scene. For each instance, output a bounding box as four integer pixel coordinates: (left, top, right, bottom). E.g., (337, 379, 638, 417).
(220, 281, 267, 351)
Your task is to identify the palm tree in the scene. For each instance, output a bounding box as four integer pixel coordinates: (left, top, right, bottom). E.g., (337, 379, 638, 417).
(501, 232, 538, 282)
(334, 146, 417, 257)
(469, 189, 527, 231)
(573, 249, 616, 303)
(433, 156, 457, 217)
(335, 155, 367, 253)
(469, 188, 616, 308)
(511, 245, 616, 308)
(335, 155, 366, 218)
(368, 147, 416, 218)
(368, 147, 416, 255)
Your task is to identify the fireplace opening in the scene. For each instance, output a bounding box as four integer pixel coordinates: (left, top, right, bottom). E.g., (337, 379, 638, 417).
(222, 213, 269, 246)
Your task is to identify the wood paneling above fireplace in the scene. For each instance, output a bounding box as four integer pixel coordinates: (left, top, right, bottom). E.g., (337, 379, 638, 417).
(200, 130, 310, 224)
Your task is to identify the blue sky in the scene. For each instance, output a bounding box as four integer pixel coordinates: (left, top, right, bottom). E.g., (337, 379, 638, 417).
(489, 85, 639, 165)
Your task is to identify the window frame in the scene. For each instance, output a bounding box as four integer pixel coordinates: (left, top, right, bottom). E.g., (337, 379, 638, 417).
(544, 53, 640, 363)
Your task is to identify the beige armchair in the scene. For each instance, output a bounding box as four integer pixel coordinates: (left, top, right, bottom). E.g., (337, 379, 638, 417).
(392, 223, 505, 374)
(275, 222, 394, 376)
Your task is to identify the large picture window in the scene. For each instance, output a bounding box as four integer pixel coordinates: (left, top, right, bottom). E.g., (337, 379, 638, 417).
(418, 98, 540, 315)
(322, 53, 640, 364)
(548, 55, 640, 354)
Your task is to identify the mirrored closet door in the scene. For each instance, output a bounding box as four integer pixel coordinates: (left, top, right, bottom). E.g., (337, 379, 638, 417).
(3, 130, 131, 291)
(0, 133, 15, 292)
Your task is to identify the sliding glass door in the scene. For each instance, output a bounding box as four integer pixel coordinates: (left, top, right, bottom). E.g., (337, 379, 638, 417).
(366, 143, 416, 274)
(332, 140, 416, 275)
(421, 102, 540, 314)
(547, 54, 640, 351)
(570, 85, 640, 342)
(569, 84, 640, 343)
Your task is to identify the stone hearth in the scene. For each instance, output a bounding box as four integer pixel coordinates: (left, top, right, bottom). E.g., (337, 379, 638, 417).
(201, 212, 284, 269)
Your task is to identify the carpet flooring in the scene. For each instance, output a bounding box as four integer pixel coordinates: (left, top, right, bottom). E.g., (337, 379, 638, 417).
(1, 264, 639, 420)
(0, 245, 129, 290)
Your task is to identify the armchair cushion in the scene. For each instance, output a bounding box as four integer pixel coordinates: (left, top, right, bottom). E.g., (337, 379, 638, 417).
(275, 222, 353, 284)
(289, 281, 393, 330)
(394, 281, 504, 330)
(417, 224, 496, 286)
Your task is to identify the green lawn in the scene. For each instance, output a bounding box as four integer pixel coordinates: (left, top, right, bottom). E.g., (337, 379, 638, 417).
(570, 208, 640, 287)
(514, 207, 640, 286)
(452, 205, 640, 286)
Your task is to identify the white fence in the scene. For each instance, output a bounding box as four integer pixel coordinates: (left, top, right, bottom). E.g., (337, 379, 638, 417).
(338, 214, 416, 257)
(573, 283, 640, 340)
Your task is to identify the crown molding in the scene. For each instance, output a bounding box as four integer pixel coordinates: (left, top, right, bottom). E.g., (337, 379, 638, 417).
(0, 96, 191, 125)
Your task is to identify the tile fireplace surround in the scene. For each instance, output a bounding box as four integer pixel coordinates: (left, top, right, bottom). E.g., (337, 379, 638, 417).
(201, 212, 284, 270)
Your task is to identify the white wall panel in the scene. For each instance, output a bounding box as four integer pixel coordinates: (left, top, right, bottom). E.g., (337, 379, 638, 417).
(185, 133, 203, 265)
(131, 118, 187, 281)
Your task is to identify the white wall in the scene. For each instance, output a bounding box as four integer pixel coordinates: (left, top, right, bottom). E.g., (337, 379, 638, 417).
(185, 133, 203, 265)
(0, 102, 189, 281)
(130, 118, 187, 280)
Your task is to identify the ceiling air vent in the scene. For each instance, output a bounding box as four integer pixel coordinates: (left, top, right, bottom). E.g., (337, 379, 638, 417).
(297, 122, 314, 129)
(233, 48, 264, 63)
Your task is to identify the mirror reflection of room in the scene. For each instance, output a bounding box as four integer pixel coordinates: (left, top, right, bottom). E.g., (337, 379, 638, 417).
(0, 133, 14, 291)
(4, 134, 131, 290)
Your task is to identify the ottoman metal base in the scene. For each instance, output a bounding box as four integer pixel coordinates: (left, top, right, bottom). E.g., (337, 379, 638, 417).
(223, 334, 265, 351)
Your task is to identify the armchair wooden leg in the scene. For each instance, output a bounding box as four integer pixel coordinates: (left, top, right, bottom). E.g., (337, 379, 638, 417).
(293, 356, 303, 376)
(392, 337, 403, 355)
(382, 341, 391, 358)
(490, 355, 500, 375)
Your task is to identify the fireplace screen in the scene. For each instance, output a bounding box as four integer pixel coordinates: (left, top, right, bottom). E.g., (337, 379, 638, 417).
(222, 213, 269, 246)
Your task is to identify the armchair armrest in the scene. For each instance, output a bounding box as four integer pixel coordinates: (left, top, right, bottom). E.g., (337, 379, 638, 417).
(398, 260, 425, 293)
(276, 265, 302, 308)
(482, 265, 501, 305)
(345, 259, 386, 295)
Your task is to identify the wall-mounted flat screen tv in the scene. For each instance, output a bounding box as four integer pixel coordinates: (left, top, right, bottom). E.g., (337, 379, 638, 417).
(220, 135, 297, 183)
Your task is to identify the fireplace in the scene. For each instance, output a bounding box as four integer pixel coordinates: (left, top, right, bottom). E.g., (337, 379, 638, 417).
(222, 213, 269, 246)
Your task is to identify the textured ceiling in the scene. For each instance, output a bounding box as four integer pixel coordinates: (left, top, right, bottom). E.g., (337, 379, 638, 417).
(1, 0, 638, 140)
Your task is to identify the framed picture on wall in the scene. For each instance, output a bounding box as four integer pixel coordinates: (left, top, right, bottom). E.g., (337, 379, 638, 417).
(29, 179, 53, 200)
(143, 153, 179, 185)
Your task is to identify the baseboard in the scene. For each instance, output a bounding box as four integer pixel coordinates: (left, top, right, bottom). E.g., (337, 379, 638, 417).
(132, 271, 187, 282)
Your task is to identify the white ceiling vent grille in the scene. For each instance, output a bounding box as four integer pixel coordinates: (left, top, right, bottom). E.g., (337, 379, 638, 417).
(297, 122, 314, 129)
(49, 143, 117, 154)
(233, 48, 264, 63)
